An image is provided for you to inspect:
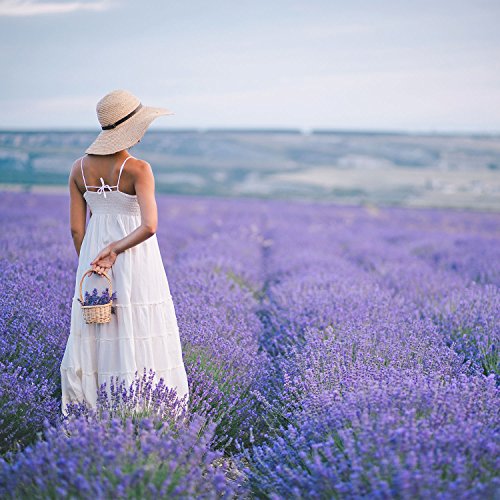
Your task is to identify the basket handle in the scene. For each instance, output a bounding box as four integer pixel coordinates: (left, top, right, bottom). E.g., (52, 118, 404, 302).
(79, 268, 113, 304)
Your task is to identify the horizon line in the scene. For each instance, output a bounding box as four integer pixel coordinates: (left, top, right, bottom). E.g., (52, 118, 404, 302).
(0, 127, 499, 138)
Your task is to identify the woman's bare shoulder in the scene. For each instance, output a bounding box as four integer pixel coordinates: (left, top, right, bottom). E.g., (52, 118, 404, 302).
(68, 156, 84, 180)
(126, 157, 154, 179)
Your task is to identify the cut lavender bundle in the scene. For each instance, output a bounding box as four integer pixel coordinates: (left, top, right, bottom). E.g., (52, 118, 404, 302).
(78, 287, 117, 306)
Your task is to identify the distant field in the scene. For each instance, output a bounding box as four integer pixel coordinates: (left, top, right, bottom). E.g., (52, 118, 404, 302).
(1, 129, 499, 209)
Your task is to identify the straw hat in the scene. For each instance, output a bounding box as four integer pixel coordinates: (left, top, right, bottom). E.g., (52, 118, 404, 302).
(85, 89, 173, 155)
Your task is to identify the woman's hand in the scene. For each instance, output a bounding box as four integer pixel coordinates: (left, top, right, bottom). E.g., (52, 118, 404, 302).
(90, 243, 118, 275)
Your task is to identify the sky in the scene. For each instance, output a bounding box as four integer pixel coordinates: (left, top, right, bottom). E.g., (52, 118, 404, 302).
(1, 0, 499, 133)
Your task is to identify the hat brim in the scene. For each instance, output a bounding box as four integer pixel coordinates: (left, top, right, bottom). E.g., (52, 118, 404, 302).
(85, 105, 174, 155)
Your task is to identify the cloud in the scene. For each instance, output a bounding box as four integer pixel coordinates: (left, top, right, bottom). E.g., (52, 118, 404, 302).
(0, 0, 116, 16)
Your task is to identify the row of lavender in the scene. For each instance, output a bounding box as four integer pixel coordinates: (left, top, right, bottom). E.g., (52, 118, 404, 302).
(0, 191, 499, 498)
(241, 204, 500, 497)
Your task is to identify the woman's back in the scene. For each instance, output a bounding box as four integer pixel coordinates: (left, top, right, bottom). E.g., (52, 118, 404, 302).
(77, 153, 142, 197)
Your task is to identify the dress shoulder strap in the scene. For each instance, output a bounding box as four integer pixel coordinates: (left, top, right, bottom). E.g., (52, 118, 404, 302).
(116, 156, 134, 191)
(80, 156, 88, 191)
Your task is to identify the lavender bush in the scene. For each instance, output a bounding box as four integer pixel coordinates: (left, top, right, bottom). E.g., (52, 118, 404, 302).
(0, 412, 240, 499)
(62, 368, 190, 425)
(0, 191, 499, 498)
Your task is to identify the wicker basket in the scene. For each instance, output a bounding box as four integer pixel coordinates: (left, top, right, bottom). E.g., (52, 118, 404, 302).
(79, 269, 113, 324)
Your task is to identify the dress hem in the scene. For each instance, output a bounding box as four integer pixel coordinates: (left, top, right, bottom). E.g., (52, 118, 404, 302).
(60, 364, 187, 376)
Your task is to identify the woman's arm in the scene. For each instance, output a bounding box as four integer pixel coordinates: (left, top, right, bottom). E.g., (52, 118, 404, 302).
(91, 160, 158, 275)
(69, 163, 87, 257)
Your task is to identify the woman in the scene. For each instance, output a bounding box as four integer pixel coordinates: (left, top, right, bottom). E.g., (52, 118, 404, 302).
(60, 89, 190, 416)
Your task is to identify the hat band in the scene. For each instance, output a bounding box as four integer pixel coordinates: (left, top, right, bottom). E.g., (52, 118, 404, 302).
(101, 103, 143, 130)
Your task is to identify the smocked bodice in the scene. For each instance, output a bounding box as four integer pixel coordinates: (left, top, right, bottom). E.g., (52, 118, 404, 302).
(84, 190, 141, 216)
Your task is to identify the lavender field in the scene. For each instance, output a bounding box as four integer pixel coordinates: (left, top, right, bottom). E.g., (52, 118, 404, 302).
(0, 191, 499, 498)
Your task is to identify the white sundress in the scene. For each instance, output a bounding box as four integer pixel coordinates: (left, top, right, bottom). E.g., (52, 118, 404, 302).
(60, 154, 190, 416)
